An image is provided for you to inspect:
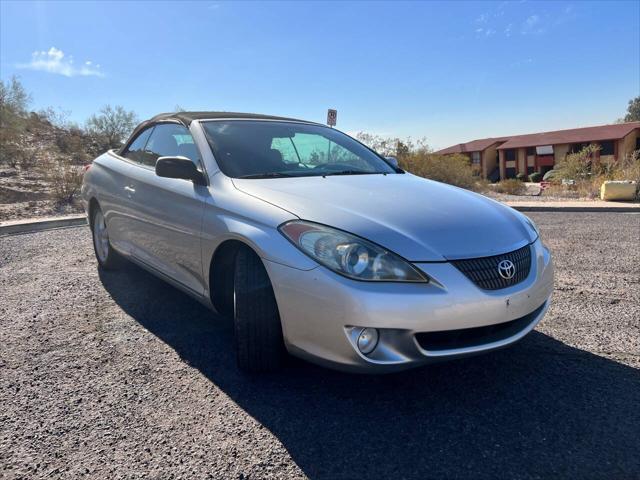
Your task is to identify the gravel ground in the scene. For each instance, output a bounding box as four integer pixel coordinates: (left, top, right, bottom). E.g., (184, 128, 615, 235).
(1, 213, 639, 480)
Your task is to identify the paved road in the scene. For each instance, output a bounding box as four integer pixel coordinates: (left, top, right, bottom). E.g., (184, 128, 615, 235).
(1, 213, 639, 479)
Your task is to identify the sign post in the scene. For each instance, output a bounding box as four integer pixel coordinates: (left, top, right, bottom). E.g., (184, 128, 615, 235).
(326, 109, 337, 127)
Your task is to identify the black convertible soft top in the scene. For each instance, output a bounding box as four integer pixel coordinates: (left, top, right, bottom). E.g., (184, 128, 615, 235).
(150, 111, 311, 125)
(120, 111, 318, 154)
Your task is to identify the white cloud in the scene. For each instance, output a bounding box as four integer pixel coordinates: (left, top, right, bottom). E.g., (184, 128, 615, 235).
(475, 27, 496, 38)
(504, 23, 513, 37)
(17, 47, 104, 77)
(521, 14, 545, 35)
(476, 13, 489, 23)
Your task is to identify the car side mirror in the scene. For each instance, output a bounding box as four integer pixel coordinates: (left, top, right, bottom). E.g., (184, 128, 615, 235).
(385, 156, 399, 168)
(156, 156, 206, 185)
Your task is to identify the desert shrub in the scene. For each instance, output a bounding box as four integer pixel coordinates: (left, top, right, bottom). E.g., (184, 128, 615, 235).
(0, 76, 30, 166)
(603, 150, 640, 198)
(1, 143, 22, 168)
(45, 157, 84, 203)
(516, 172, 527, 182)
(399, 152, 480, 190)
(38, 106, 72, 129)
(494, 179, 525, 195)
(575, 178, 603, 199)
(86, 105, 138, 151)
(18, 150, 37, 170)
(354, 132, 482, 191)
(355, 132, 430, 157)
(543, 169, 558, 181)
(610, 149, 640, 182)
(555, 144, 601, 181)
(553, 145, 640, 199)
(528, 172, 542, 182)
(56, 131, 89, 163)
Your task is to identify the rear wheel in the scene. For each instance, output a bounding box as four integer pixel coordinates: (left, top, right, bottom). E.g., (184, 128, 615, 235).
(233, 246, 284, 372)
(91, 207, 122, 270)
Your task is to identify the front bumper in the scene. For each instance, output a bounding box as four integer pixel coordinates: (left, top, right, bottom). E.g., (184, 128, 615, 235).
(264, 238, 554, 373)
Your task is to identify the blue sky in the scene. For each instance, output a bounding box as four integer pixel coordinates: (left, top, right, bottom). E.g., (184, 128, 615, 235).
(1, 0, 638, 149)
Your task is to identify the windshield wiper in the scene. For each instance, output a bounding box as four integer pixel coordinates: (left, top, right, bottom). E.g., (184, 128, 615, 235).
(322, 170, 385, 177)
(238, 172, 297, 179)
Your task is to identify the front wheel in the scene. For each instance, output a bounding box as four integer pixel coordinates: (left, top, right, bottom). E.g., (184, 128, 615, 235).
(91, 207, 122, 270)
(233, 247, 285, 372)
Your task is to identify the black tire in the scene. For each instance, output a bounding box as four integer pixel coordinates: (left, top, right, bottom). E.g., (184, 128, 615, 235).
(90, 205, 122, 270)
(233, 246, 284, 372)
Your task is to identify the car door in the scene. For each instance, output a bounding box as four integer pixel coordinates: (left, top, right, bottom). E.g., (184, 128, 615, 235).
(105, 126, 155, 255)
(124, 122, 208, 295)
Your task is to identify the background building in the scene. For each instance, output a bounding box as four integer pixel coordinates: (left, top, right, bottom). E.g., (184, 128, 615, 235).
(436, 122, 640, 181)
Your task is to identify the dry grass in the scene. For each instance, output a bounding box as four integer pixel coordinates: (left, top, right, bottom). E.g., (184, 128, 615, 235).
(399, 152, 485, 191)
(550, 147, 640, 200)
(45, 157, 84, 203)
(493, 179, 526, 195)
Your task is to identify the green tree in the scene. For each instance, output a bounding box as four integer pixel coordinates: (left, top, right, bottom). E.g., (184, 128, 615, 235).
(0, 76, 30, 116)
(624, 96, 640, 122)
(0, 76, 31, 166)
(86, 105, 138, 150)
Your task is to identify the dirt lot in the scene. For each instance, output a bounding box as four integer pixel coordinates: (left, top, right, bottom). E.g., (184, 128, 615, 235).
(0, 167, 83, 222)
(1, 212, 639, 479)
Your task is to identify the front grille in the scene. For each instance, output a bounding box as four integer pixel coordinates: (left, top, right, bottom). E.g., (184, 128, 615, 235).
(451, 244, 532, 290)
(415, 302, 545, 352)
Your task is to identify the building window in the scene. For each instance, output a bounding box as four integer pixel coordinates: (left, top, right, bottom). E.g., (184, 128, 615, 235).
(636, 137, 640, 150)
(570, 143, 589, 153)
(527, 166, 535, 175)
(471, 151, 481, 165)
(536, 145, 554, 155)
(526, 147, 535, 156)
(599, 140, 614, 156)
(505, 167, 516, 179)
(505, 149, 516, 161)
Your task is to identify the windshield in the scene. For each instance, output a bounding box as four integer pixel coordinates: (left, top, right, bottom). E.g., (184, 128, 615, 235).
(202, 120, 396, 178)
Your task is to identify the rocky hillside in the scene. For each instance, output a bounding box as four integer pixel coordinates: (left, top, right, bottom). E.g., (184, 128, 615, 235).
(0, 113, 102, 222)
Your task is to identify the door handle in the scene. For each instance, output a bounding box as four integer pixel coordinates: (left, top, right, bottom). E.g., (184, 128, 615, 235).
(124, 186, 136, 194)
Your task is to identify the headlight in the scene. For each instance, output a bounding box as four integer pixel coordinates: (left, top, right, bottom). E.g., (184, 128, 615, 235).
(279, 220, 428, 282)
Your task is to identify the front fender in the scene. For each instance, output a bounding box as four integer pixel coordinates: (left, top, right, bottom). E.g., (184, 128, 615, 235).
(201, 174, 318, 290)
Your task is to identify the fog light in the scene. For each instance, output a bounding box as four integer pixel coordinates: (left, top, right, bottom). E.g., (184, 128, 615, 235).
(357, 328, 379, 355)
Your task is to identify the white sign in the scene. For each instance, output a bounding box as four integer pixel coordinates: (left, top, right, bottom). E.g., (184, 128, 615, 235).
(327, 109, 337, 127)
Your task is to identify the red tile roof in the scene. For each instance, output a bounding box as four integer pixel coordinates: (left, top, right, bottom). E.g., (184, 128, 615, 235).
(435, 122, 640, 154)
(436, 137, 507, 154)
(496, 122, 640, 149)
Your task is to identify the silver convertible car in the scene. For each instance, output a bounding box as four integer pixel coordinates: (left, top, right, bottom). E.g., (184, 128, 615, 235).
(81, 112, 554, 373)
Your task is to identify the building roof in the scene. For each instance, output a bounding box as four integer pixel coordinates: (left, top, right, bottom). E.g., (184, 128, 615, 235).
(496, 122, 640, 149)
(435, 122, 640, 154)
(436, 137, 507, 154)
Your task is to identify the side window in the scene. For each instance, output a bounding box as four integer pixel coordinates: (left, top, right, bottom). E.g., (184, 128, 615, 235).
(143, 123, 200, 167)
(270, 137, 299, 164)
(289, 133, 365, 168)
(123, 127, 154, 164)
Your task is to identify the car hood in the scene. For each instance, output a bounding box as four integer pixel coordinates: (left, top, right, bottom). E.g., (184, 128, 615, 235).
(232, 173, 534, 261)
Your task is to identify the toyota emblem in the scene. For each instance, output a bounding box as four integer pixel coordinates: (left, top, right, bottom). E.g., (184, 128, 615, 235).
(497, 259, 516, 280)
